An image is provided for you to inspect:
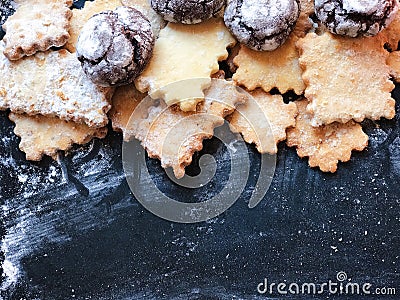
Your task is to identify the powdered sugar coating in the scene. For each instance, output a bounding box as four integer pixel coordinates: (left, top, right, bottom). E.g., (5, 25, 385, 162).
(150, 0, 225, 24)
(76, 6, 154, 87)
(0, 42, 112, 128)
(224, 0, 300, 51)
(315, 0, 399, 37)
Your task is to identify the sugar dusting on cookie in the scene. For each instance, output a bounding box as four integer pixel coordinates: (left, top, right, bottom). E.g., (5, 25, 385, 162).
(224, 0, 300, 51)
(315, 0, 399, 37)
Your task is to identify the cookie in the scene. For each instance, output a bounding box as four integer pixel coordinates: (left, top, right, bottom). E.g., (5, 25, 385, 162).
(0, 42, 113, 128)
(224, 0, 300, 51)
(135, 18, 236, 112)
(76, 6, 154, 87)
(315, 0, 399, 37)
(228, 89, 298, 154)
(150, 0, 225, 24)
(122, 79, 248, 178)
(2, 0, 73, 60)
(65, 0, 122, 53)
(287, 100, 369, 173)
(0, 0, 15, 27)
(297, 32, 395, 126)
(9, 113, 108, 161)
(232, 0, 314, 95)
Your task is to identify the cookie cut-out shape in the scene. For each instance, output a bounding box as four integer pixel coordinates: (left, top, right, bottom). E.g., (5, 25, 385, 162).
(228, 89, 297, 154)
(65, 0, 122, 53)
(297, 32, 395, 126)
(233, 37, 305, 95)
(232, 0, 314, 95)
(286, 100, 369, 173)
(126, 79, 248, 178)
(2, 0, 73, 60)
(135, 18, 236, 112)
(9, 113, 107, 161)
(0, 42, 113, 128)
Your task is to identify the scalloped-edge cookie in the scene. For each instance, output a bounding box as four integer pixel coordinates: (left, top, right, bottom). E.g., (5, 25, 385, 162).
(232, 0, 314, 95)
(287, 100, 369, 172)
(0, 42, 113, 128)
(135, 18, 236, 112)
(228, 89, 297, 154)
(297, 32, 395, 126)
(2, 0, 73, 60)
(125, 79, 248, 178)
(9, 113, 108, 161)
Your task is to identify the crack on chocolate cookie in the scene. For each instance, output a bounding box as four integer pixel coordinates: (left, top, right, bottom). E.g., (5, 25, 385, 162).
(76, 7, 154, 87)
(315, 0, 399, 37)
(151, 0, 225, 24)
(224, 0, 300, 51)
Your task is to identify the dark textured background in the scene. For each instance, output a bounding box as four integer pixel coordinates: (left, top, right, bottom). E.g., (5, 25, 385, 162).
(0, 1, 400, 299)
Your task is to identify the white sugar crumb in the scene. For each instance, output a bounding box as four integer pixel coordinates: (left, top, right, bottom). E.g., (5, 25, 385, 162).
(343, 0, 381, 15)
(17, 174, 28, 183)
(240, 0, 299, 36)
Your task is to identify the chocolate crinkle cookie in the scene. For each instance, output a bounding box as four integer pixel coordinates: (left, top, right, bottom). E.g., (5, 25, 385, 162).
(315, 0, 399, 37)
(150, 0, 225, 24)
(224, 0, 300, 51)
(0, 0, 16, 27)
(76, 6, 154, 87)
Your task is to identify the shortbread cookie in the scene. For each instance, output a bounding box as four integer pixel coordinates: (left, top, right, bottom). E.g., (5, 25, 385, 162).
(0, 42, 113, 128)
(387, 51, 400, 82)
(65, 0, 122, 53)
(232, 0, 314, 94)
(315, 0, 399, 37)
(2, 0, 73, 60)
(109, 84, 146, 135)
(125, 79, 248, 178)
(9, 113, 108, 161)
(233, 36, 305, 94)
(151, 0, 225, 24)
(224, 0, 300, 51)
(287, 100, 369, 172)
(135, 18, 236, 112)
(0, 0, 16, 27)
(297, 32, 395, 126)
(121, 0, 166, 37)
(228, 89, 297, 154)
(77, 7, 154, 87)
